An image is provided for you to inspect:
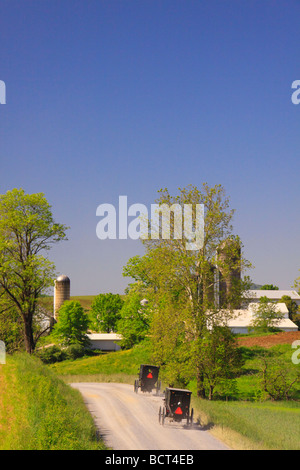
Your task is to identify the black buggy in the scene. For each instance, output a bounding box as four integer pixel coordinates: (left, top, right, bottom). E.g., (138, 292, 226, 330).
(134, 364, 161, 394)
(159, 387, 194, 426)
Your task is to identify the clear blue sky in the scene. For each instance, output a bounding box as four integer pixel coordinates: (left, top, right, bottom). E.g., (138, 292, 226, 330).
(1, 0, 300, 295)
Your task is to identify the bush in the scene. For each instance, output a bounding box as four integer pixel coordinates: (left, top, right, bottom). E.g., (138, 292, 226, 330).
(37, 345, 66, 364)
(259, 356, 300, 400)
(65, 344, 86, 360)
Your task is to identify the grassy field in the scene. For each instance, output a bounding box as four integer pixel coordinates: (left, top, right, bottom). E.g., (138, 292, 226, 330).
(0, 353, 107, 450)
(50, 340, 152, 383)
(50, 338, 300, 450)
(192, 397, 300, 450)
(39, 295, 97, 313)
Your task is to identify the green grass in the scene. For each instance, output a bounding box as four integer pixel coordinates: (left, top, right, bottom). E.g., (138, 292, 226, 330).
(50, 339, 153, 380)
(192, 398, 300, 450)
(0, 354, 107, 450)
(49, 339, 300, 450)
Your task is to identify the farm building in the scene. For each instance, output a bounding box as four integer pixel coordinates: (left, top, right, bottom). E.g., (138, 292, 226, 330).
(87, 333, 122, 351)
(244, 290, 300, 306)
(227, 302, 298, 334)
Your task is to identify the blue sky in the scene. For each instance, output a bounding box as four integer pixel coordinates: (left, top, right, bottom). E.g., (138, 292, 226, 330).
(1, 0, 300, 295)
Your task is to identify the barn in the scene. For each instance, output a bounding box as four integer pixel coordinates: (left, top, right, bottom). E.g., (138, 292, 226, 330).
(87, 333, 122, 351)
(227, 302, 298, 334)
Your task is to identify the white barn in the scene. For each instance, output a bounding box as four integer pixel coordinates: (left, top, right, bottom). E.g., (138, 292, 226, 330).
(87, 333, 122, 351)
(227, 302, 298, 335)
(244, 290, 300, 306)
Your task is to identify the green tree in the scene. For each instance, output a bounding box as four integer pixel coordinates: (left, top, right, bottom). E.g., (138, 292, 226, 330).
(0, 189, 68, 353)
(53, 300, 89, 346)
(279, 295, 300, 328)
(0, 303, 23, 352)
(259, 355, 300, 400)
(260, 284, 279, 290)
(251, 296, 284, 332)
(123, 183, 252, 397)
(196, 326, 243, 400)
(293, 271, 300, 294)
(279, 295, 299, 319)
(117, 289, 151, 349)
(90, 293, 123, 333)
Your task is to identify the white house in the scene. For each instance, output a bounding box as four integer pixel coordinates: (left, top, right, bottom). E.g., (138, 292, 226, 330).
(87, 333, 122, 351)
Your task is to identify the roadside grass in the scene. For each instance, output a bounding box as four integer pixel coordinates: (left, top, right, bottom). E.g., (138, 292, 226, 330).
(191, 398, 300, 450)
(0, 360, 30, 449)
(0, 354, 107, 450)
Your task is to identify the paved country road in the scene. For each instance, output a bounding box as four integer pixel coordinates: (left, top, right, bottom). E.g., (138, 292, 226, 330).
(71, 383, 230, 451)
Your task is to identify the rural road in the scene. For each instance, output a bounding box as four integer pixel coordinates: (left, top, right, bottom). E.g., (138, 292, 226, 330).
(71, 382, 230, 451)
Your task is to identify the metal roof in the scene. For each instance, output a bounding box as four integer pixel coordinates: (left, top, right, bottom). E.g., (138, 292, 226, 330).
(226, 303, 298, 329)
(87, 333, 122, 341)
(245, 290, 300, 300)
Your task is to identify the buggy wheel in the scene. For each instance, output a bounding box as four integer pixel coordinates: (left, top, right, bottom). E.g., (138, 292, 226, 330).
(134, 379, 138, 393)
(159, 406, 162, 424)
(156, 380, 161, 395)
(189, 408, 194, 427)
(162, 407, 165, 426)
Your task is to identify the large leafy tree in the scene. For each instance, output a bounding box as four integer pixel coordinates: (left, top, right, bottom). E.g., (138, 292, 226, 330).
(117, 288, 151, 349)
(251, 296, 284, 332)
(0, 188, 68, 353)
(53, 300, 89, 346)
(90, 293, 123, 333)
(123, 183, 251, 397)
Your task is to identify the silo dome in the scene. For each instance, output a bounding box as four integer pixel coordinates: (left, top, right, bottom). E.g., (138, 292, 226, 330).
(56, 274, 70, 283)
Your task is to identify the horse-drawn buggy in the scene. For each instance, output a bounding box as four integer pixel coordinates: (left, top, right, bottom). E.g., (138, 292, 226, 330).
(159, 387, 194, 426)
(134, 364, 161, 394)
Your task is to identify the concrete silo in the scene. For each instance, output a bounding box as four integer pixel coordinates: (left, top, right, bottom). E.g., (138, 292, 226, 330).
(54, 274, 70, 320)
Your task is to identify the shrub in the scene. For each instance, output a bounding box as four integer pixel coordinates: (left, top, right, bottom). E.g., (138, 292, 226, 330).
(37, 345, 66, 364)
(65, 344, 86, 360)
(259, 356, 300, 400)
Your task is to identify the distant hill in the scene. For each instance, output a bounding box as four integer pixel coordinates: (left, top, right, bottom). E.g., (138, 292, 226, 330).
(249, 283, 263, 290)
